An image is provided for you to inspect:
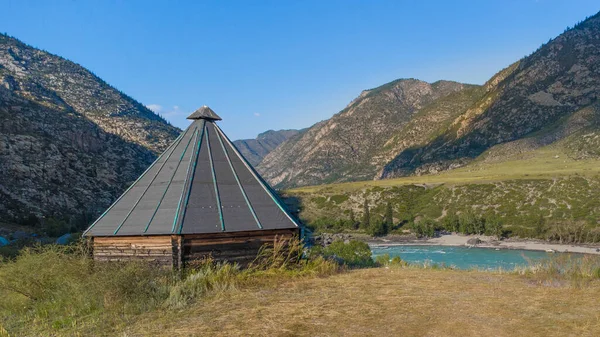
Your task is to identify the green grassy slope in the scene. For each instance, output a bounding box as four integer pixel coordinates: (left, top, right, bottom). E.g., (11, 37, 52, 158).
(286, 135, 600, 240)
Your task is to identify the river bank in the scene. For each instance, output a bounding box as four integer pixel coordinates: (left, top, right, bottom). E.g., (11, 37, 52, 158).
(366, 233, 600, 255)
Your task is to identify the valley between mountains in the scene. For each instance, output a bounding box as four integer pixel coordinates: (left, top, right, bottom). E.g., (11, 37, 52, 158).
(1, 12, 600, 242)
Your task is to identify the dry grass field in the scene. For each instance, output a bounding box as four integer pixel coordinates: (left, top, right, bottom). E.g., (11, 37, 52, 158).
(2, 244, 600, 336)
(130, 267, 600, 337)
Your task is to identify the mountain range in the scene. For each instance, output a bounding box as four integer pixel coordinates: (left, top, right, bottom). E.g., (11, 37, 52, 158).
(1, 10, 599, 229)
(258, 79, 479, 187)
(257, 11, 600, 188)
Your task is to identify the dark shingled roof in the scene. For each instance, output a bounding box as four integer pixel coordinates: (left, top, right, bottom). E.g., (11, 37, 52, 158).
(187, 105, 222, 121)
(84, 107, 299, 237)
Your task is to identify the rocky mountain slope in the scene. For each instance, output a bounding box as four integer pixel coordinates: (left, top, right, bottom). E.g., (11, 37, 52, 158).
(0, 34, 180, 228)
(0, 34, 179, 154)
(381, 12, 600, 178)
(258, 79, 476, 188)
(233, 129, 302, 166)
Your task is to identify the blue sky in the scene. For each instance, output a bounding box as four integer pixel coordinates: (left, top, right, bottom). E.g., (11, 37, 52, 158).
(2, 1, 599, 140)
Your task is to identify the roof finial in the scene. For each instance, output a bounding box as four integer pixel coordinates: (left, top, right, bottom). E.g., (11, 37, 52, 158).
(187, 106, 222, 121)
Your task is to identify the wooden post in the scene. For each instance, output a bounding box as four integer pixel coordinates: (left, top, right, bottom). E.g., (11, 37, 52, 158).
(86, 237, 94, 258)
(171, 235, 183, 270)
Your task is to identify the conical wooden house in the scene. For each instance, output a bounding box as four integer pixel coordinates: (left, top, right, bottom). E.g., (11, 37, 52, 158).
(84, 106, 301, 267)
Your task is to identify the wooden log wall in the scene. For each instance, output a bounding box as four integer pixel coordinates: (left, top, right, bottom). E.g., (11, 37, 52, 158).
(90, 228, 300, 268)
(182, 228, 299, 266)
(92, 236, 176, 267)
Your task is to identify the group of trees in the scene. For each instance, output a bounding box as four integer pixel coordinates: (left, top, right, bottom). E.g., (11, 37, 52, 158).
(361, 203, 508, 239)
(545, 220, 600, 244)
(15, 212, 94, 237)
(311, 199, 507, 239)
(306, 194, 600, 244)
(306, 201, 394, 236)
(412, 213, 504, 239)
(440, 213, 504, 238)
(308, 200, 510, 240)
(361, 201, 393, 237)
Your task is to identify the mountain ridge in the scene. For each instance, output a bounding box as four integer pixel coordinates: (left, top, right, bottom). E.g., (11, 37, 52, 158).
(381, 11, 600, 178)
(233, 129, 303, 166)
(0, 33, 180, 153)
(258, 79, 477, 188)
(0, 33, 180, 229)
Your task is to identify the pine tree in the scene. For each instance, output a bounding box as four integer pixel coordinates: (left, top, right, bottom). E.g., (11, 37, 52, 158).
(368, 217, 388, 237)
(349, 208, 358, 229)
(385, 202, 393, 228)
(361, 199, 370, 229)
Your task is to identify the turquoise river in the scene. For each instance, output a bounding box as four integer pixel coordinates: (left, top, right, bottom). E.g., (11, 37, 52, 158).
(370, 245, 565, 270)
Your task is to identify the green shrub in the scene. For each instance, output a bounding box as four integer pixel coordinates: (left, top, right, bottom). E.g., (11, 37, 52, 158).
(348, 209, 359, 229)
(307, 217, 356, 234)
(442, 214, 460, 232)
(457, 212, 486, 235)
(484, 216, 505, 239)
(375, 253, 390, 265)
(0, 244, 172, 334)
(319, 240, 375, 268)
(367, 218, 389, 237)
(0, 238, 38, 259)
(330, 195, 349, 204)
(361, 200, 371, 230)
(390, 256, 405, 265)
(311, 196, 327, 208)
(385, 202, 394, 227)
(545, 220, 600, 243)
(43, 217, 70, 237)
(20, 214, 39, 227)
(411, 218, 437, 238)
(374, 254, 406, 267)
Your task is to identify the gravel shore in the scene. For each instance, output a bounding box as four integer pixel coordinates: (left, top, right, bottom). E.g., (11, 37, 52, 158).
(368, 233, 600, 255)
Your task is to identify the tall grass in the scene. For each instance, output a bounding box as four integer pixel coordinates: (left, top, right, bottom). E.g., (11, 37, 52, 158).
(0, 244, 173, 334)
(0, 324, 8, 337)
(249, 236, 339, 276)
(515, 253, 600, 286)
(165, 260, 240, 309)
(0, 238, 339, 335)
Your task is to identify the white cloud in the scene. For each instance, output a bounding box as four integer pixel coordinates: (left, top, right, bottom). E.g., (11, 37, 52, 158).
(254, 112, 261, 117)
(147, 104, 190, 129)
(163, 105, 187, 117)
(146, 104, 162, 113)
